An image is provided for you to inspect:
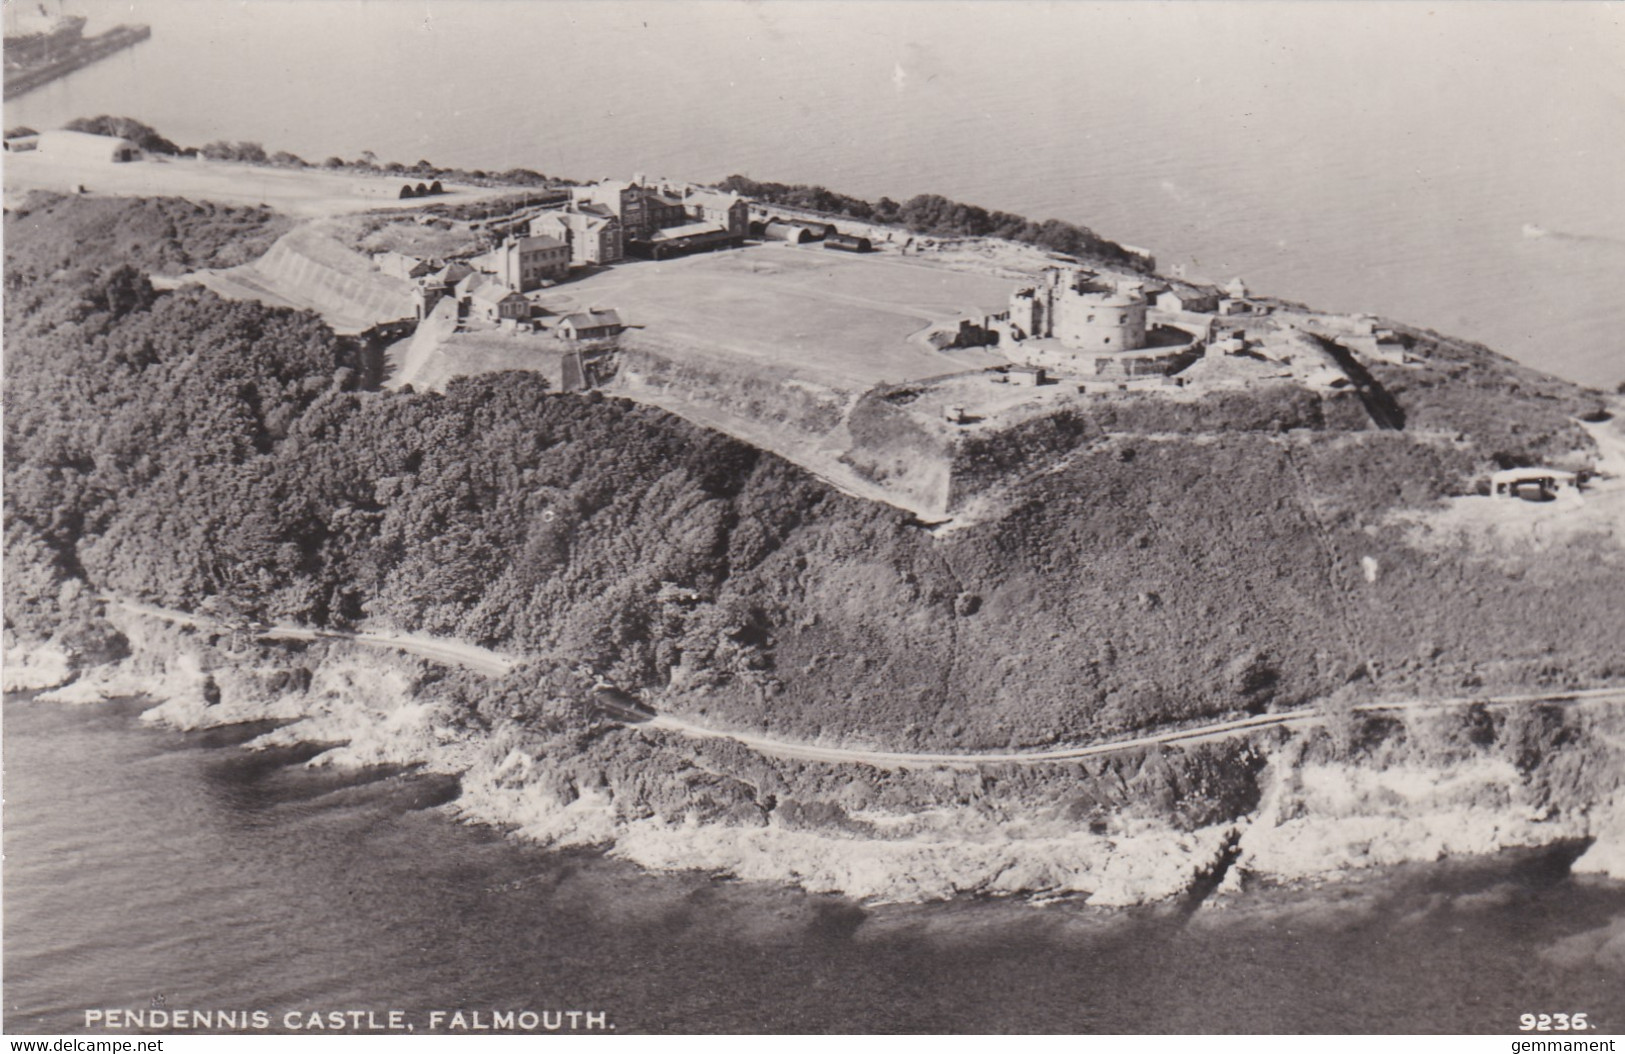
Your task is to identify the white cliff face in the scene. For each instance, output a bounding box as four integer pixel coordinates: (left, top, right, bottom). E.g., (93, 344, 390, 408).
(605, 815, 1236, 906)
(1571, 795, 1625, 880)
(452, 747, 619, 847)
(1229, 753, 1614, 888)
(243, 662, 479, 775)
(2, 638, 76, 692)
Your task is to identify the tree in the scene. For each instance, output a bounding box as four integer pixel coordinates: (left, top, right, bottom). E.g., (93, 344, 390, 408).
(63, 115, 181, 155)
(500, 168, 548, 186)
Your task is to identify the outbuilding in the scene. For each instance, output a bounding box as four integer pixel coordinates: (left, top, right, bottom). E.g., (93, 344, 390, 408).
(1154, 284, 1220, 314)
(557, 309, 624, 341)
(37, 129, 140, 163)
(761, 221, 816, 244)
(1490, 467, 1582, 501)
(460, 274, 511, 323)
(824, 232, 872, 253)
(497, 292, 531, 323)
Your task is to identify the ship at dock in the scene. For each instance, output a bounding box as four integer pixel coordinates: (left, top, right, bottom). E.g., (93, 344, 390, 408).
(3, 3, 150, 99)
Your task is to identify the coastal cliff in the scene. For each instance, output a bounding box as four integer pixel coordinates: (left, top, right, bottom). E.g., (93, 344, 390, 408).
(6, 193, 1625, 907)
(11, 604, 1622, 905)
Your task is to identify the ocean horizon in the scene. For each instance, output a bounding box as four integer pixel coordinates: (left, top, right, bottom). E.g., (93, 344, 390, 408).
(5, 0, 1622, 390)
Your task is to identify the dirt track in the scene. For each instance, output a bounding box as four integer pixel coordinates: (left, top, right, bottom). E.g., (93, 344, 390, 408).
(108, 597, 1625, 771)
(3, 151, 505, 217)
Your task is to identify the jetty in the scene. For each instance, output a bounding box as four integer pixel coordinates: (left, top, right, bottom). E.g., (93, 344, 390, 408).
(3, 17, 151, 98)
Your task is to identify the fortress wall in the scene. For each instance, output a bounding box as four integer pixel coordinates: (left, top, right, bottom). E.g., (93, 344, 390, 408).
(241, 229, 414, 329)
(943, 384, 1381, 512)
(610, 344, 847, 437)
(841, 391, 956, 514)
(946, 408, 1105, 512)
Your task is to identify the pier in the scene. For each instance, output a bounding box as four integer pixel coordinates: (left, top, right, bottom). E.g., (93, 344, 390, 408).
(3, 22, 151, 98)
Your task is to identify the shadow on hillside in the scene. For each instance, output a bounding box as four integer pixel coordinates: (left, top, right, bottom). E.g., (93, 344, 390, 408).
(1311, 334, 1406, 430)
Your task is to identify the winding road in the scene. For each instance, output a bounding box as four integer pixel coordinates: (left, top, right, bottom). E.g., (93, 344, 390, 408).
(107, 597, 1625, 771)
(107, 597, 518, 677)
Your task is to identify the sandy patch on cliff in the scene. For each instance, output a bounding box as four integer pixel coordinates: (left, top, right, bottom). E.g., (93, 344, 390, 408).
(1386, 416, 1625, 561)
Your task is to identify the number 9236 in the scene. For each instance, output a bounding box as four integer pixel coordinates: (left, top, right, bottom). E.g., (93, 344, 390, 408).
(1520, 1013, 1590, 1031)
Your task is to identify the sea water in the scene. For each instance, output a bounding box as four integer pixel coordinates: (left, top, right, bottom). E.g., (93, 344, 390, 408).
(4, 694, 1623, 1034)
(5, 1, 1623, 390)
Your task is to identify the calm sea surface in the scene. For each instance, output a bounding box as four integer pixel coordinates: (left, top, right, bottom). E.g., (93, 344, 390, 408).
(4, 1, 1623, 389)
(4, 694, 1624, 1034)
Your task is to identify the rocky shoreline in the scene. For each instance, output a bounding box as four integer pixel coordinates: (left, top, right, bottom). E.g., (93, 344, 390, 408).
(6, 605, 1622, 906)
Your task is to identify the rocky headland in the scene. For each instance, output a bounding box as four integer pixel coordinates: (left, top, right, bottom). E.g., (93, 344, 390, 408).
(5, 190, 1624, 909)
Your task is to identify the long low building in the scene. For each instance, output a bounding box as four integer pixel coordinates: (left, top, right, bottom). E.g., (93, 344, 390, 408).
(34, 128, 140, 163)
(557, 309, 624, 341)
(1490, 467, 1583, 499)
(629, 219, 743, 259)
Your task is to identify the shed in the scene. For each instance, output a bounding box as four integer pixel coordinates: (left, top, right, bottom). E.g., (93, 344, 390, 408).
(36, 129, 139, 163)
(1007, 366, 1046, 387)
(497, 292, 531, 322)
(1154, 284, 1220, 313)
(558, 309, 624, 341)
(824, 232, 872, 253)
(1490, 467, 1582, 500)
(460, 274, 510, 321)
(762, 222, 815, 244)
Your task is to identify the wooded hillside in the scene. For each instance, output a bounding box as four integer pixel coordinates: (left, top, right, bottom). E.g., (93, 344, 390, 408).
(6, 197, 1621, 751)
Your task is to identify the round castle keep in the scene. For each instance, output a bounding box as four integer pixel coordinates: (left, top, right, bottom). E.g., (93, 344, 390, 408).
(1008, 267, 1148, 351)
(1052, 286, 1147, 351)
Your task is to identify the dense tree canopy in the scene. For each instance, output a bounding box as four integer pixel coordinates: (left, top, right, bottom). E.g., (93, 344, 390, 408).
(2, 198, 877, 693)
(717, 175, 1148, 269)
(63, 115, 182, 155)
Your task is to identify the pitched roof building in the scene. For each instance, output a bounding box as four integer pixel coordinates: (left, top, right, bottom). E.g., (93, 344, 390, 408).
(530, 209, 624, 266)
(557, 309, 624, 341)
(472, 235, 570, 292)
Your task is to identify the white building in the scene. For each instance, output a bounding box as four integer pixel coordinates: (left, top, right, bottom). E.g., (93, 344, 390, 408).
(36, 129, 140, 163)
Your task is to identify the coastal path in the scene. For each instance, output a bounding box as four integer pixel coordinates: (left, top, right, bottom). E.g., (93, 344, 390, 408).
(640, 687, 1625, 771)
(105, 597, 1625, 770)
(105, 598, 518, 678)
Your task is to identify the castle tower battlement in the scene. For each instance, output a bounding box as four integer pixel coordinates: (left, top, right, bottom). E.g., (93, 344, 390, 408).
(1007, 267, 1148, 351)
